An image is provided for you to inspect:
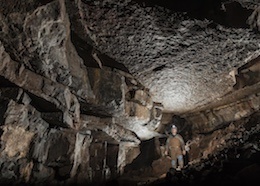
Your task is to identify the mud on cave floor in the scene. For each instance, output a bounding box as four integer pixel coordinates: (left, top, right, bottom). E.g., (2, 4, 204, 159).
(107, 112, 260, 186)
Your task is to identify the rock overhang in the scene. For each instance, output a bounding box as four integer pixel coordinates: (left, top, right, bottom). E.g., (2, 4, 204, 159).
(67, 0, 260, 113)
(0, 0, 260, 184)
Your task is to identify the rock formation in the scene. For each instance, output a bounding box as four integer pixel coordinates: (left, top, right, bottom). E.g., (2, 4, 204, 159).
(0, 0, 259, 185)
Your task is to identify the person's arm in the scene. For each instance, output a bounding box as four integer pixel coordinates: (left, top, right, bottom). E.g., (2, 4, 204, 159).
(165, 138, 169, 156)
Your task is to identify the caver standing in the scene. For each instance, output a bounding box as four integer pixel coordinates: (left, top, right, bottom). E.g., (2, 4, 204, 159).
(165, 124, 186, 169)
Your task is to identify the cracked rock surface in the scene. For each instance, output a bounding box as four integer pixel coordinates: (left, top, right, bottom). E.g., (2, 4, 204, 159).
(68, 0, 260, 112)
(0, 0, 259, 185)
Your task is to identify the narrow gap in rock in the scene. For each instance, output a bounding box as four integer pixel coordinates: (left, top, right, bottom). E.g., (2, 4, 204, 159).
(71, 31, 129, 72)
(0, 76, 18, 88)
(26, 91, 60, 113)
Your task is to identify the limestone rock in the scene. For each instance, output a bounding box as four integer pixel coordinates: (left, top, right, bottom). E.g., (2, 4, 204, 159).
(67, 0, 260, 112)
(1, 126, 34, 158)
(0, 0, 259, 185)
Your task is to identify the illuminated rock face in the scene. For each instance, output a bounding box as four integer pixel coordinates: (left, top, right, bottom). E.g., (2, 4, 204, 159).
(67, 0, 260, 112)
(0, 1, 163, 183)
(0, 0, 260, 185)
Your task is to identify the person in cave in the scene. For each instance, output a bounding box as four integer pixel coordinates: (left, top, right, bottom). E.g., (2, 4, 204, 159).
(165, 124, 186, 170)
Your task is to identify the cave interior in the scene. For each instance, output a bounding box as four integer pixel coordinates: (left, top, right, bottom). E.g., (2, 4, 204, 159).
(0, 0, 260, 186)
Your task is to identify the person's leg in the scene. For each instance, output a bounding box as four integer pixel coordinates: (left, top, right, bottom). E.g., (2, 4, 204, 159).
(177, 155, 184, 169)
(171, 158, 177, 169)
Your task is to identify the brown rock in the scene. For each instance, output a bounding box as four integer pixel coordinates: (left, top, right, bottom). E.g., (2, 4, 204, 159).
(135, 103, 151, 120)
(152, 157, 171, 176)
(1, 126, 35, 158)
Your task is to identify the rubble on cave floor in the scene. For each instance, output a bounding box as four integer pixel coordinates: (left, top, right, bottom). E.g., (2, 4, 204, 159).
(116, 151, 260, 186)
(112, 112, 260, 186)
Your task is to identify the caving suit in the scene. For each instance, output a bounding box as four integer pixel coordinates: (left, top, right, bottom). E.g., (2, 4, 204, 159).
(166, 134, 185, 169)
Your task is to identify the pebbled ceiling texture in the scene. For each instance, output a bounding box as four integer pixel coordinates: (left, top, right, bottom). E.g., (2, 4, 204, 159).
(0, 0, 259, 184)
(67, 0, 260, 113)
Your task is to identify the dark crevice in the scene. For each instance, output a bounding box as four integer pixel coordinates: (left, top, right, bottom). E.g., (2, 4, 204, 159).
(153, 65, 166, 72)
(41, 112, 69, 129)
(125, 138, 161, 171)
(39, 0, 54, 6)
(221, 1, 253, 28)
(0, 77, 19, 126)
(0, 99, 9, 125)
(234, 56, 260, 90)
(0, 76, 18, 88)
(71, 31, 129, 72)
(79, 101, 112, 118)
(70, 32, 99, 68)
(26, 91, 60, 113)
(125, 90, 136, 100)
(135, 0, 217, 13)
(53, 166, 72, 181)
(134, 0, 253, 29)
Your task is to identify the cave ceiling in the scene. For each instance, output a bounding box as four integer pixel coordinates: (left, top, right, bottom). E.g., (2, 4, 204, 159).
(0, 1, 260, 184)
(68, 0, 260, 113)
(0, 0, 259, 140)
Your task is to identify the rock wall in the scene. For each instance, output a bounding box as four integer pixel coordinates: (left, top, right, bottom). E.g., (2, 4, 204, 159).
(66, 0, 260, 112)
(184, 90, 260, 134)
(179, 81, 260, 163)
(0, 0, 259, 185)
(0, 0, 164, 184)
(0, 55, 162, 185)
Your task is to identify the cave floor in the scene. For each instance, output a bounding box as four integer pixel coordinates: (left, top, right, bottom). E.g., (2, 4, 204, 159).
(106, 151, 260, 186)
